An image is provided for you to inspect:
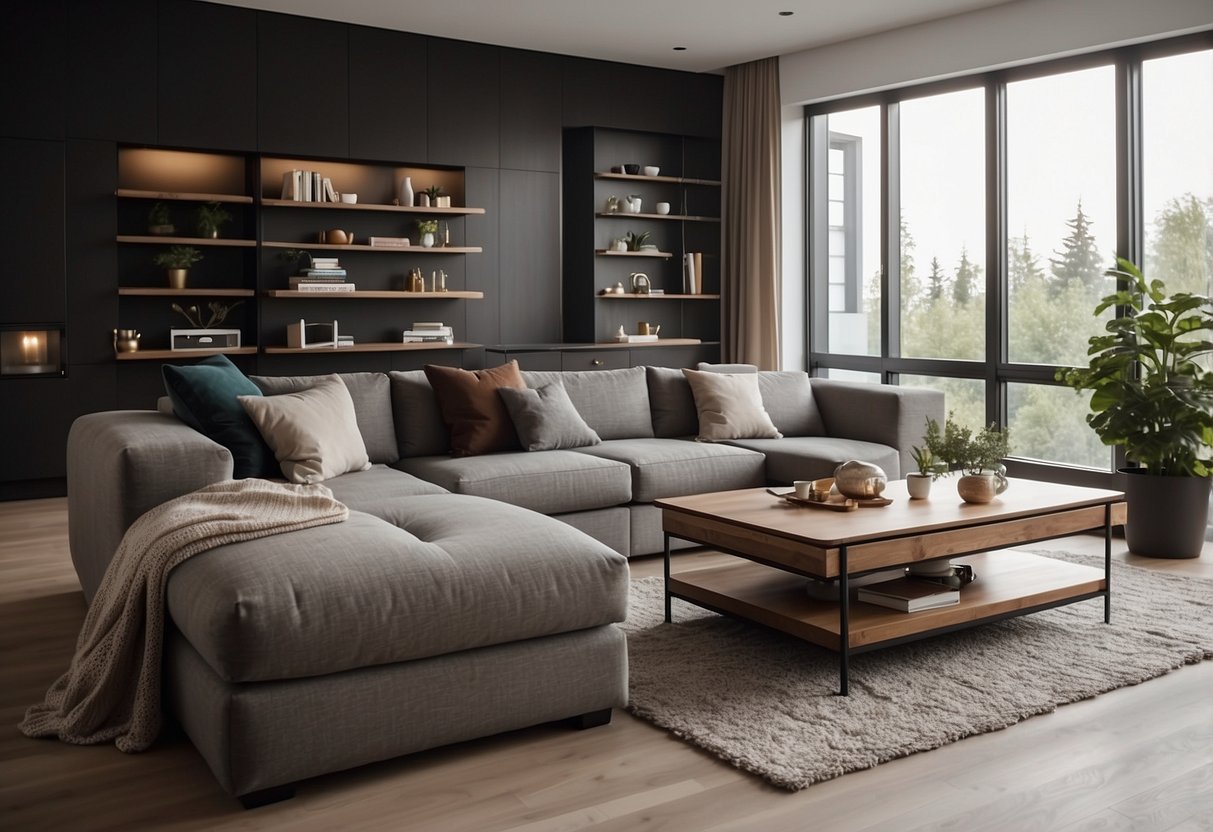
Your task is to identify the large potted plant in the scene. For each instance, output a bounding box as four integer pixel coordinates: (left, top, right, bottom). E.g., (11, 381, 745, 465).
(1058, 258, 1213, 558)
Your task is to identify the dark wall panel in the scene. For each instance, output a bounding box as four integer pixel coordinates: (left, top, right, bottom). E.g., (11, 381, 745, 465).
(426, 39, 500, 168)
(158, 0, 257, 151)
(561, 57, 615, 129)
(349, 26, 427, 163)
(3, 0, 66, 140)
(66, 140, 118, 367)
(2, 139, 65, 323)
(258, 12, 349, 157)
(67, 0, 157, 143)
(500, 50, 562, 172)
(464, 167, 500, 346)
(499, 170, 560, 343)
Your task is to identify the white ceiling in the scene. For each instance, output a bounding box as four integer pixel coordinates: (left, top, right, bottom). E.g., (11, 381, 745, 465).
(206, 0, 1020, 73)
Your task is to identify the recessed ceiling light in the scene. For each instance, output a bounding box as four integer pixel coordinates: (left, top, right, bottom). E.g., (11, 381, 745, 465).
(779, 10, 794, 15)
(672, 46, 687, 51)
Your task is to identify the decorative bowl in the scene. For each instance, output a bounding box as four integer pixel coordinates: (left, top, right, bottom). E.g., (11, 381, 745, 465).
(623, 164, 641, 175)
(643, 166, 660, 176)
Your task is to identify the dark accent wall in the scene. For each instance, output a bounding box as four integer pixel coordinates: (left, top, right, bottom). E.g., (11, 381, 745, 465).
(0, 0, 722, 499)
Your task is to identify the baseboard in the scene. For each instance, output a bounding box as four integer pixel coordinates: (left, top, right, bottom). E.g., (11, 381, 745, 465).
(0, 477, 66, 502)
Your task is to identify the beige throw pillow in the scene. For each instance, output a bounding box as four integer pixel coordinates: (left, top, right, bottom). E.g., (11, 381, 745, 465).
(238, 374, 370, 484)
(682, 369, 782, 442)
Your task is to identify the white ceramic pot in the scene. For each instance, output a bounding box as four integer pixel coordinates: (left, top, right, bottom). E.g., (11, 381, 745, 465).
(906, 473, 932, 500)
(421, 232, 435, 248)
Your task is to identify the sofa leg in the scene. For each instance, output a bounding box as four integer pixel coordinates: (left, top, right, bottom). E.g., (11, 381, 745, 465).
(238, 784, 296, 810)
(573, 708, 612, 730)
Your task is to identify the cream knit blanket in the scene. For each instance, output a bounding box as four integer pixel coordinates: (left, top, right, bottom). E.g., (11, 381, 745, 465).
(20, 478, 348, 752)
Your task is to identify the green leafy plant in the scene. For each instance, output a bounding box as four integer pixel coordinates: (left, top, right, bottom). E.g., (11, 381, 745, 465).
(423, 185, 443, 200)
(195, 202, 231, 237)
(153, 245, 202, 270)
(277, 248, 313, 268)
(624, 230, 651, 251)
(147, 201, 173, 231)
(416, 219, 439, 235)
(922, 412, 1011, 476)
(171, 300, 242, 329)
(1056, 257, 1213, 476)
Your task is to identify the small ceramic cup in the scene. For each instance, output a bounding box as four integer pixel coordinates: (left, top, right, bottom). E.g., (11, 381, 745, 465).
(794, 480, 814, 500)
(655, 202, 670, 215)
(623, 164, 641, 175)
(644, 166, 660, 176)
(340, 193, 358, 204)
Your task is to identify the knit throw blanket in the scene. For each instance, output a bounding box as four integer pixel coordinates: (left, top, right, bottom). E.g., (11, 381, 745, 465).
(20, 478, 348, 752)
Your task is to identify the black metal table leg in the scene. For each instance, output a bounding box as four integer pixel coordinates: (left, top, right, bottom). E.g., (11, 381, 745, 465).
(838, 544, 850, 696)
(1104, 503, 1112, 624)
(664, 531, 672, 623)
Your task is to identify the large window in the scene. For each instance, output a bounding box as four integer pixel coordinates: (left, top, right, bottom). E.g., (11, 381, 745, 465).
(806, 35, 1213, 481)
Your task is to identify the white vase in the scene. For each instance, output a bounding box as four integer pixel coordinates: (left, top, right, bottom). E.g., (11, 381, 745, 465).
(401, 176, 414, 207)
(421, 232, 435, 248)
(906, 473, 932, 499)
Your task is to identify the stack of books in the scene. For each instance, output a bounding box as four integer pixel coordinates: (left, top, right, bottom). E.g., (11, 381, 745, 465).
(281, 169, 339, 202)
(856, 578, 961, 612)
(368, 236, 411, 248)
(291, 258, 354, 292)
(682, 251, 704, 294)
(402, 322, 454, 344)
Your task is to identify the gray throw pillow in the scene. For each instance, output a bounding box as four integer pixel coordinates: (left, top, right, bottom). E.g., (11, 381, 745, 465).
(758, 371, 826, 436)
(498, 384, 601, 451)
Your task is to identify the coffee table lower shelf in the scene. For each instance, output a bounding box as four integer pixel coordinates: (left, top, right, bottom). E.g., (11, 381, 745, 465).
(668, 549, 1106, 662)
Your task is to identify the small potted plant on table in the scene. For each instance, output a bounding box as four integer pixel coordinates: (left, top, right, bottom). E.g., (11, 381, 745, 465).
(923, 412, 1012, 504)
(153, 245, 203, 289)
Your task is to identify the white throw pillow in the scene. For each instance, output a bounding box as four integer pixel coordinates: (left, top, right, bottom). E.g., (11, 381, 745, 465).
(239, 375, 370, 484)
(682, 369, 782, 441)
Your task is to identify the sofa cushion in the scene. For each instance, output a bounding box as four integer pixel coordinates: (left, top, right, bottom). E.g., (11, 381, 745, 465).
(574, 438, 765, 503)
(252, 372, 398, 464)
(395, 451, 631, 514)
(161, 354, 277, 479)
(425, 361, 525, 456)
(321, 464, 448, 516)
(239, 375, 371, 484)
(725, 436, 902, 483)
(758, 371, 826, 437)
(165, 496, 630, 683)
(683, 369, 782, 441)
(522, 367, 654, 440)
(646, 366, 699, 438)
(389, 370, 450, 458)
(498, 383, 601, 451)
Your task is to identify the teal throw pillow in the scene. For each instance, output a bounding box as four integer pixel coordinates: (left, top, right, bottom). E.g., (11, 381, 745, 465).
(162, 354, 278, 478)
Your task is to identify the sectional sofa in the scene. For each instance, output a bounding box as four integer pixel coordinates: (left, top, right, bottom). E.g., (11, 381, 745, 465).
(64, 364, 942, 805)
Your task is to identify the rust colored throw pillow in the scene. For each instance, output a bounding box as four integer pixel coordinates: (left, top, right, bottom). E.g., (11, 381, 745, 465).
(423, 361, 527, 456)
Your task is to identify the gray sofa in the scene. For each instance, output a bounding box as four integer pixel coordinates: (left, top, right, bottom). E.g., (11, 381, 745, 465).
(64, 364, 942, 806)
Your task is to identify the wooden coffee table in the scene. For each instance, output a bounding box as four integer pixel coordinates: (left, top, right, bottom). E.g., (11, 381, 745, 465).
(655, 478, 1126, 695)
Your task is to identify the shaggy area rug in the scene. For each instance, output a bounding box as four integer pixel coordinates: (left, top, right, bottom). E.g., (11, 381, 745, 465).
(622, 551, 1213, 790)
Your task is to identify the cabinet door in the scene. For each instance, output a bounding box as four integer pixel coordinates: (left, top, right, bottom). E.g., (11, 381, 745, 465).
(464, 167, 500, 347)
(158, 0, 257, 151)
(67, 0, 157, 143)
(426, 39, 499, 168)
(500, 50, 561, 173)
(1, 0, 65, 140)
(499, 170, 560, 343)
(562, 350, 630, 372)
(349, 26, 427, 163)
(2, 138, 65, 322)
(66, 139, 117, 366)
(258, 13, 349, 157)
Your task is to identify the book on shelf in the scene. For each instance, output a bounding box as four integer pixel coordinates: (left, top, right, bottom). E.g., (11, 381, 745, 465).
(310, 256, 340, 266)
(289, 276, 346, 286)
(312, 172, 322, 202)
(856, 578, 960, 613)
(368, 236, 411, 247)
(403, 334, 455, 344)
(294, 283, 356, 292)
(322, 177, 338, 202)
(683, 252, 698, 294)
(412, 321, 448, 330)
(300, 269, 347, 277)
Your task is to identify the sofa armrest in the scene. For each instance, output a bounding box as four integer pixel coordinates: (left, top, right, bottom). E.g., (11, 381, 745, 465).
(808, 379, 945, 478)
(67, 411, 234, 604)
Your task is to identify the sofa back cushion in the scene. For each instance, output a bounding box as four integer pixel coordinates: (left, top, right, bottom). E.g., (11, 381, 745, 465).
(758, 371, 825, 437)
(646, 366, 699, 437)
(388, 370, 450, 458)
(522, 366, 655, 440)
(252, 371, 398, 463)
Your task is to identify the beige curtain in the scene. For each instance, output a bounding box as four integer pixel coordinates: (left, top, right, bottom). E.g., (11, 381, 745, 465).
(721, 57, 781, 369)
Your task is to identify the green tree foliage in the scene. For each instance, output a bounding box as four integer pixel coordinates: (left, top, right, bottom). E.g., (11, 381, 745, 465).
(1148, 194, 1213, 298)
(927, 256, 946, 302)
(1008, 233, 1045, 291)
(1049, 200, 1104, 296)
(952, 247, 980, 305)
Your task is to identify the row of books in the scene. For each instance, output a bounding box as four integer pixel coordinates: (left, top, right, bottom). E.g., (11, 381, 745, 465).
(290, 257, 354, 292)
(683, 252, 704, 294)
(281, 170, 339, 202)
(402, 322, 453, 344)
(856, 568, 974, 612)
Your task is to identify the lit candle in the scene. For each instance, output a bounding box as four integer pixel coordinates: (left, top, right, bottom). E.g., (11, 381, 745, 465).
(21, 333, 41, 364)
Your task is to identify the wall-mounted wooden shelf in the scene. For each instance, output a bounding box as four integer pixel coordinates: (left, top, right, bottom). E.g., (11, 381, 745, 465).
(264, 342, 479, 354)
(262, 241, 481, 253)
(261, 198, 485, 215)
(118, 287, 255, 297)
(116, 188, 254, 204)
(598, 293, 720, 300)
(115, 346, 258, 361)
(596, 212, 720, 222)
(116, 235, 257, 247)
(594, 249, 674, 258)
(594, 172, 721, 187)
(264, 290, 483, 299)
(592, 338, 704, 348)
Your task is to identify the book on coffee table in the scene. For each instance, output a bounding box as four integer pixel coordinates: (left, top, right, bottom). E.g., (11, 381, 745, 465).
(856, 578, 960, 612)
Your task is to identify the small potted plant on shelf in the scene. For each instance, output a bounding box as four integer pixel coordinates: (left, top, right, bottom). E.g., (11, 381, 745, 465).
(420, 185, 442, 208)
(153, 245, 203, 289)
(923, 412, 1012, 504)
(1057, 258, 1213, 557)
(147, 201, 174, 235)
(624, 230, 651, 252)
(195, 202, 231, 239)
(416, 219, 439, 248)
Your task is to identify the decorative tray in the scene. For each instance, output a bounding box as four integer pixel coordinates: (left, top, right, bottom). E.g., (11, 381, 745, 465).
(767, 487, 893, 511)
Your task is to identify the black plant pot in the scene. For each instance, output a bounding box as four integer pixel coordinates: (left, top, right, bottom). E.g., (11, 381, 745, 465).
(1122, 467, 1212, 559)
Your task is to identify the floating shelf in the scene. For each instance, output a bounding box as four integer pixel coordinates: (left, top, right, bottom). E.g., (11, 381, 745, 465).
(261, 241, 481, 253)
(118, 287, 255, 297)
(264, 290, 483, 299)
(261, 198, 485, 215)
(264, 341, 480, 354)
(594, 249, 674, 258)
(116, 235, 257, 247)
(593, 172, 721, 187)
(596, 212, 720, 222)
(593, 338, 703, 348)
(598, 292, 720, 300)
(116, 188, 254, 204)
(115, 346, 258, 361)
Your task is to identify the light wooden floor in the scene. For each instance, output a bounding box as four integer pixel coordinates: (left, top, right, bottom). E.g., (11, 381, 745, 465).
(2, 497, 1211, 832)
